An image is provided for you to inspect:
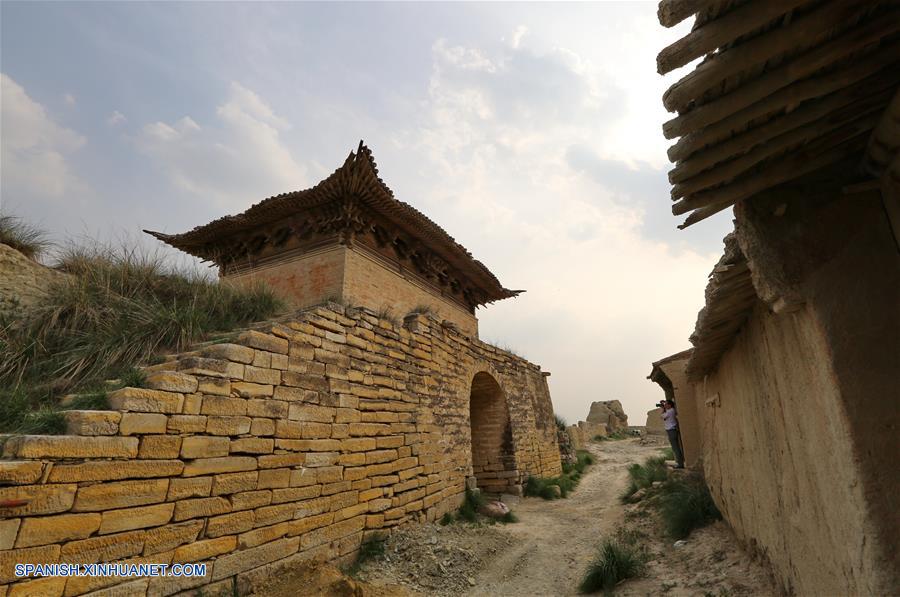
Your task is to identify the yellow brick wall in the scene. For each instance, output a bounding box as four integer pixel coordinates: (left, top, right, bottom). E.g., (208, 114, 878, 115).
(0, 305, 560, 596)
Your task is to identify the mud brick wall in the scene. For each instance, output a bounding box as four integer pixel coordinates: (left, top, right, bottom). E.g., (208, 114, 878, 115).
(0, 304, 560, 596)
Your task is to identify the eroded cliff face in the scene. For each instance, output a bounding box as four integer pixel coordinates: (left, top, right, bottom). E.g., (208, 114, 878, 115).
(0, 304, 561, 595)
(0, 243, 66, 312)
(586, 400, 628, 431)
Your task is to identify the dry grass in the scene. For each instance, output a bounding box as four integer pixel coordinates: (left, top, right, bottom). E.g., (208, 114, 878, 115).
(0, 215, 52, 260)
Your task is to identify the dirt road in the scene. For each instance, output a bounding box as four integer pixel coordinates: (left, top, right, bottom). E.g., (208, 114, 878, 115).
(358, 437, 776, 596)
(468, 439, 662, 595)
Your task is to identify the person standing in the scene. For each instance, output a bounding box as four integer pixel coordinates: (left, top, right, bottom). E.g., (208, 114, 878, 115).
(661, 399, 685, 468)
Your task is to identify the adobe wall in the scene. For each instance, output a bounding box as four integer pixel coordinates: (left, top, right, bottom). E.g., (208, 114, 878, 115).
(225, 245, 479, 337)
(692, 190, 900, 596)
(655, 359, 700, 468)
(0, 304, 560, 596)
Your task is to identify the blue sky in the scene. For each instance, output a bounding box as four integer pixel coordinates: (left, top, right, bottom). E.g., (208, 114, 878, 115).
(1, 1, 732, 423)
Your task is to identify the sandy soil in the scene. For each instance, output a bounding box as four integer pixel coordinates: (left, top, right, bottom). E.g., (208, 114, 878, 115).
(356, 437, 777, 596)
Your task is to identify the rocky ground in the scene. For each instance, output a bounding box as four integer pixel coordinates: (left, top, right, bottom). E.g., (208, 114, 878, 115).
(352, 437, 776, 596)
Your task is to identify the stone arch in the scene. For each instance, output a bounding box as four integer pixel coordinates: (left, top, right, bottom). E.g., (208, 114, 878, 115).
(468, 370, 518, 494)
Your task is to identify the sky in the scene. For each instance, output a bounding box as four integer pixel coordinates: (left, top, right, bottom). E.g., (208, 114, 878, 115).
(0, 1, 733, 425)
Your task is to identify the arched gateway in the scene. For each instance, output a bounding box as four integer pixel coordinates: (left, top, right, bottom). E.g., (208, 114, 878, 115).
(469, 371, 519, 494)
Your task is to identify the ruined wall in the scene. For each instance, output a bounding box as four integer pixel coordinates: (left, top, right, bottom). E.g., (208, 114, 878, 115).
(0, 305, 560, 596)
(643, 408, 664, 436)
(692, 191, 900, 596)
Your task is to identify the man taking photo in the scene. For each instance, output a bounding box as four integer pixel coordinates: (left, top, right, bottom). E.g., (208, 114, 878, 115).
(660, 399, 685, 469)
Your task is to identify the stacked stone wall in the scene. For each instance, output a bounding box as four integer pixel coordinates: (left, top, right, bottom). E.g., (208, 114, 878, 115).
(0, 304, 561, 596)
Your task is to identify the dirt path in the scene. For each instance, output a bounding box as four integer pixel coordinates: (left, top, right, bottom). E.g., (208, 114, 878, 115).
(358, 437, 775, 596)
(469, 439, 662, 596)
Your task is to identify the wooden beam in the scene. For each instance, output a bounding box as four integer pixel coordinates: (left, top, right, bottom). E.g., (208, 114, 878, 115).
(670, 79, 897, 183)
(671, 106, 884, 200)
(863, 88, 900, 177)
(657, 0, 811, 74)
(662, 0, 872, 112)
(676, 133, 870, 227)
(666, 43, 900, 161)
(657, 0, 709, 28)
(663, 14, 900, 139)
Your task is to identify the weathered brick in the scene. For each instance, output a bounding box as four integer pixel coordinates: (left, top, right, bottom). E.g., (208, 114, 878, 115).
(202, 343, 255, 364)
(288, 512, 334, 536)
(252, 350, 272, 369)
(257, 453, 304, 469)
(300, 515, 365, 549)
(231, 490, 272, 511)
(197, 376, 231, 396)
(138, 435, 182, 459)
(250, 417, 276, 436)
(211, 536, 298, 581)
(64, 410, 121, 436)
(73, 479, 168, 511)
(167, 415, 207, 434)
(304, 452, 339, 467)
(244, 366, 281, 385)
(145, 371, 199, 394)
(119, 412, 167, 435)
(59, 530, 145, 564)
(301, 422, 332, 439)
(108, 387, 184, 413)
(366, 449, 398, 464)
(7, 577, 66, 597)
(272, 386, 318, 402)
(205, 511, 255, 539)
(0, 484, 77, 516)
(178, 356, 244, 380)
(174, 536, 236, 562)
(182, 393, 203, 415)
(173, 496, 231, 521)
(348, 423, 391, 436)
(230, 437, 274, 454)
(257, 468, 291, 489)
(231, 382, 273, 398)
(0, 545, 60, 583)
(167, 477, 212, 501)
(286, 404, 335, 423)
(237, 331, 289, 355)
(271, 486, 320, 504)
(182, 456, 256, 477)
(237, 521, 292, 550)
(48, 460, 182, 483)
(0, 518, 20, 550)
(246, 399, 288, 418)
(281, 371, 329, 392)
(275, 439, 341, 452)
(142, 520, 203, 555)
(212, 471, 258, 496)
(13, 513, 98, 548)
(3, 435, 138, 459)
(206, 415, 251, 435)
(181, 436, 230, 459)
(99, 503, 174, 534)
(201, 396, 248, 416)
(288, 468, 317, 488)
(0, 461, 43, 485)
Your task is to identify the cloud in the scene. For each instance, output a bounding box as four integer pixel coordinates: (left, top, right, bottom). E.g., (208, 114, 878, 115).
(107, 110, 127, 126)
(0, 73, 86, 199)
(395, 33, 722, 424)
(63, 93, 76, 106)
(135, 82, 306, 212)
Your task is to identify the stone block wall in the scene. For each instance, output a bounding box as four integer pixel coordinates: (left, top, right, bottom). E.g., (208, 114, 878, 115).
(0, 304, 561, 596)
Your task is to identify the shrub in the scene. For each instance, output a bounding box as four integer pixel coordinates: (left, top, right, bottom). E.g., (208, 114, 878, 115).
(0, 215, 51, 260)
(579, 538, 646, 594)
(500, 510, 519, 524)
(440, 512, 455, 525)
(661, 447, 675, 460)
(658, 477, 721, 539)
(457, 488, 485, 522)
(528, 450, 595, 500)
(554, 414, 567, 431)
(620, 456, 669, 502)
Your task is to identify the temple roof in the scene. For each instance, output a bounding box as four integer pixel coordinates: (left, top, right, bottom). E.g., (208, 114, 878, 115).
(145, 141, 522, 308)
(656, 1, 900, 228)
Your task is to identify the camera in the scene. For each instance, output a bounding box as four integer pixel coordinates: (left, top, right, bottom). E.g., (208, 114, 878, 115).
(656, 400, 666, 408)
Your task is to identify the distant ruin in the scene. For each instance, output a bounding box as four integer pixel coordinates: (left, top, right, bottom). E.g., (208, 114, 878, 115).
(565, 400, 628, 449)
(0, 146, 562, 595)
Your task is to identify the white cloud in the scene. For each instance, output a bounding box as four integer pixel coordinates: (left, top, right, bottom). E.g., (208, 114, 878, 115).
(107, 110, 127, 126)
(135, 82, 306, 212)
(1, 73, 86, 199)
(63, 93, 76, 106)
(397, 33, 722, 424)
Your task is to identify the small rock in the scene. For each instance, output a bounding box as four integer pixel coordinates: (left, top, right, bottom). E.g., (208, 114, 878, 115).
(674, 540, 687, 547)
(467, 577, 476, 586)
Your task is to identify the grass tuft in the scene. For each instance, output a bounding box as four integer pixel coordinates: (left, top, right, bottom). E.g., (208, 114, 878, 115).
(457, 488, 486, 522)
(440, 512, 455, 525)
(660, 447, 675, 460)
(555, 413, 567, 432)
(658, 477, 721, 539)
(620, 456, 669, 502)
(0, 215, 52, 261)
(500, 510, 519, 524)
(348, 535, 386, 577)
(0, 241, 285, 433)
(527, 450, 595, 500)
(579, 537, 646, 594)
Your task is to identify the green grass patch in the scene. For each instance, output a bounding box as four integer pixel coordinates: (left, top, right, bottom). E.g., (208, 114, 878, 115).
(527, 449, 595, 500)
(660, 447, 675, 460)
(440, 511, 455, 525)
(555, 413, 567, 431)
(579, 535, 647, 594)
(500, 510, 519, 524)
(457, 488, 486, 522)
(657, 477, 721, 539)
(595, 430, 631, 442)
(620, 456, 669, 503)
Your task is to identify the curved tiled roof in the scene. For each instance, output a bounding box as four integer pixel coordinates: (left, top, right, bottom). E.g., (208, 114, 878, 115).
(145, 142, 521, 306)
